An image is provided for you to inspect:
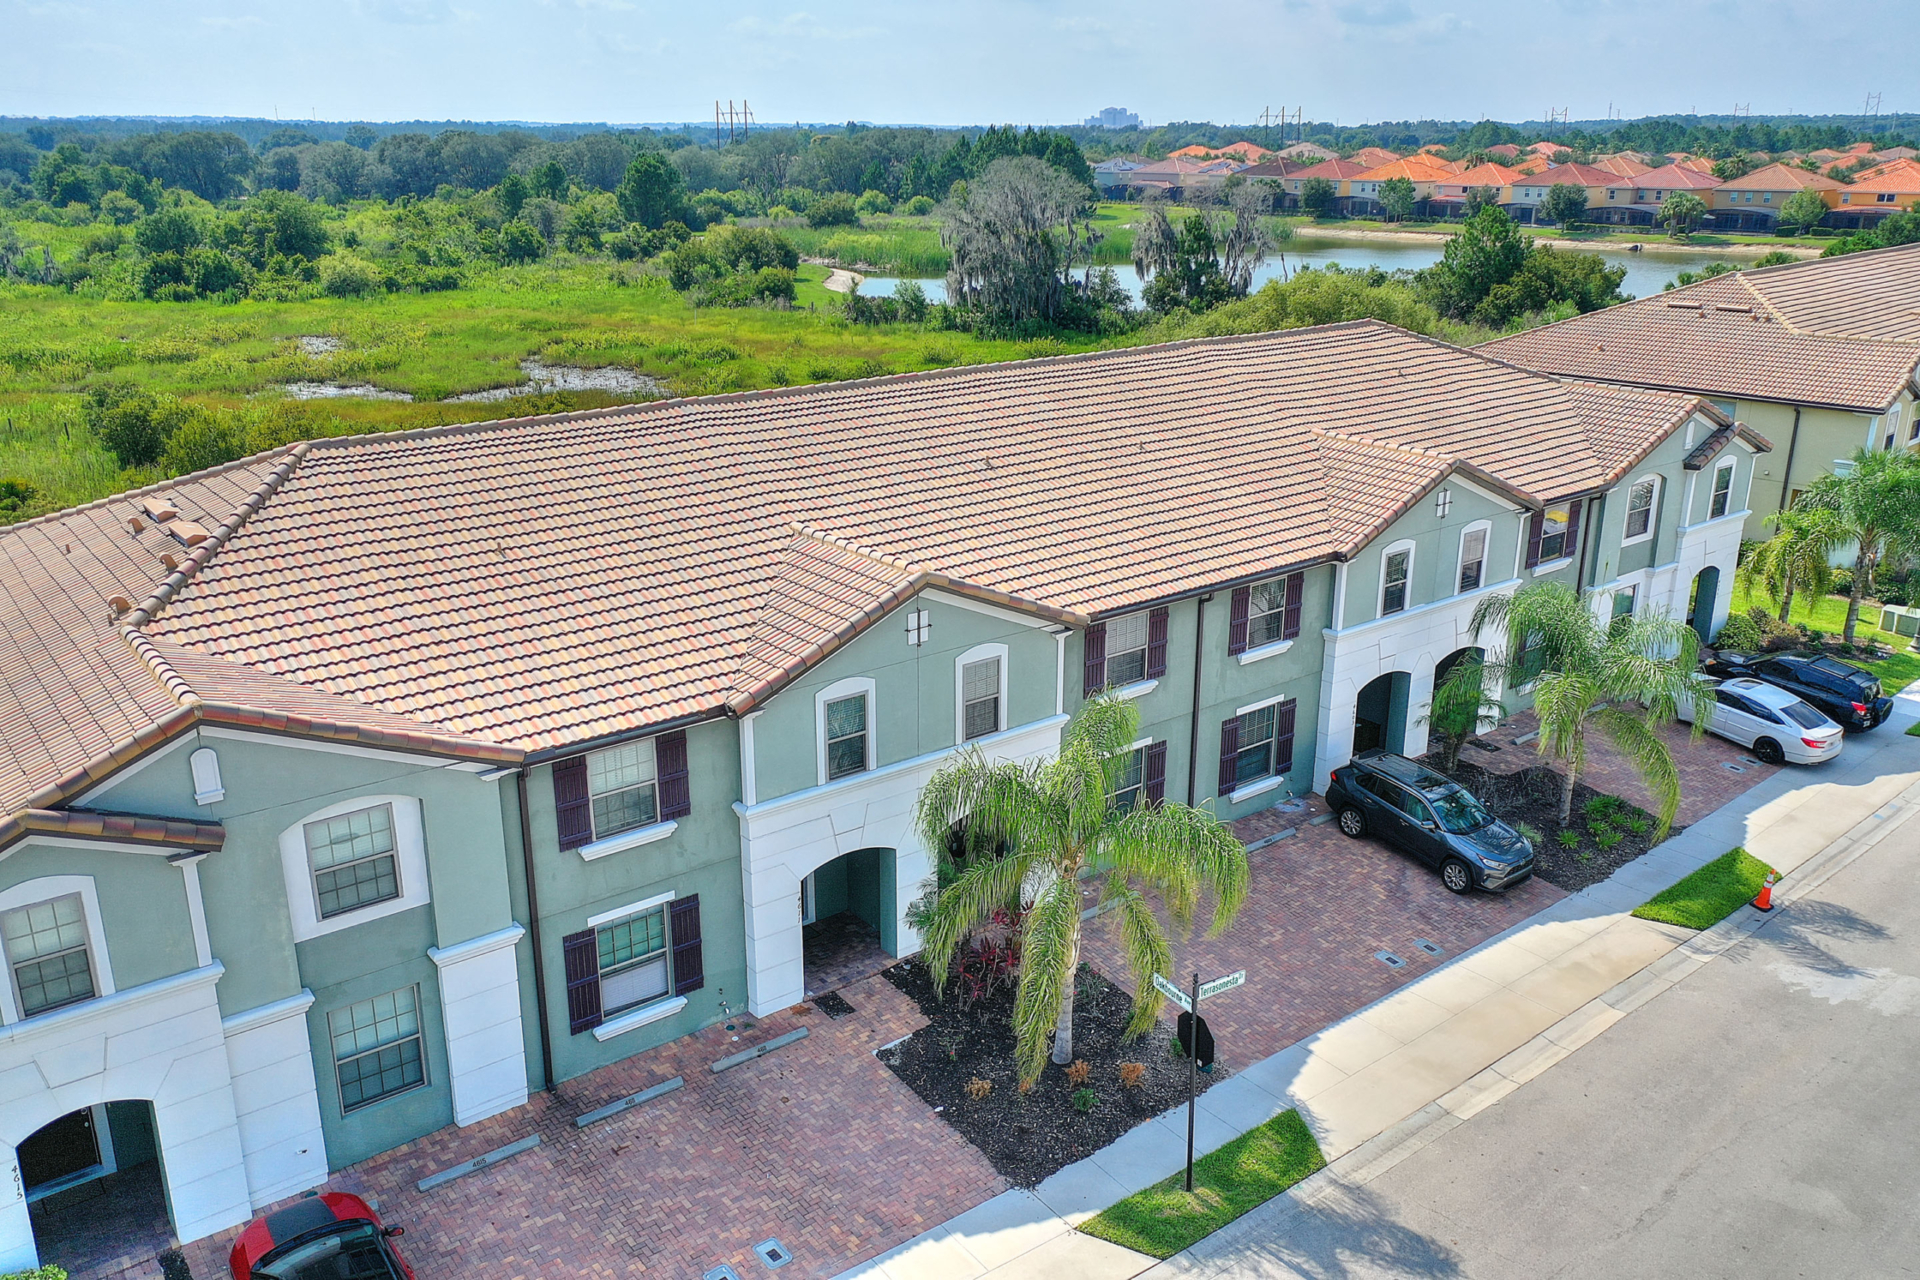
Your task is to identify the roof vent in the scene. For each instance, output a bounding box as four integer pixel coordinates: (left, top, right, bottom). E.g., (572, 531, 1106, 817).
(107, 594, 131, 616)
(140, 496, 178, 523)
(169, 519, 211, 547)
(160, 552, 180, 571)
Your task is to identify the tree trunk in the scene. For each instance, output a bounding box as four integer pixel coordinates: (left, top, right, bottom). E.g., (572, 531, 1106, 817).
(1559, 755, 1578, 826)
(1778, 581, 1794, 624)
(1051, 929, 1080, 1066)
(1844, 547, 1870, 644)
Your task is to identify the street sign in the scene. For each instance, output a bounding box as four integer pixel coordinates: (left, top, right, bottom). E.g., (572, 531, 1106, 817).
(1199, 970, 1247, 1000)
(1152, 973, 1192, 1010)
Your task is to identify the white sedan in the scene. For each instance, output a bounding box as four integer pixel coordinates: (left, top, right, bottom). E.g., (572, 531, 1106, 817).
(1679, 677, 1845, 766)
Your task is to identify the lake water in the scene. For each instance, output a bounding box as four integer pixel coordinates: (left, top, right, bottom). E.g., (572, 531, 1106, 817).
(854, 235, 1785, 308)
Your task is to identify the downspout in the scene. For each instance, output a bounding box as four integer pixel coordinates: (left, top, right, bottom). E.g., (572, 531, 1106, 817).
(516, 767, 555, 1093)
(1576, 495, 1602, 593)
(1778, 406, 1802, 514)
(1186, 594, 1213, 806)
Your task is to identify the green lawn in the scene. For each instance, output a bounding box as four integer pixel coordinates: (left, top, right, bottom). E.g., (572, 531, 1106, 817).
(1728, 583, 1920, 694)
(1078, 1111, 1326, 1259)
(1633, 848, 1776, 930)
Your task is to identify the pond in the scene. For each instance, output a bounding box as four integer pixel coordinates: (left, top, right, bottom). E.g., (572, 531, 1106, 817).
(854, 235, 1793, 309)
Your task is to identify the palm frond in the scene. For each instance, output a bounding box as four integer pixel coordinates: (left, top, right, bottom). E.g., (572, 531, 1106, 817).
(915, 847, 1035, 989)
(1105, 799, 1250, 936)
(1102, 878, 1173, 1040)
(1591, 704, 1681, 838)
(1012, 872, 1081, 1085)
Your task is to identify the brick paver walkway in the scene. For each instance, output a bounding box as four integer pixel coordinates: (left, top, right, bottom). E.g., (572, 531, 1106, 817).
(164, 972, 1002, 1280)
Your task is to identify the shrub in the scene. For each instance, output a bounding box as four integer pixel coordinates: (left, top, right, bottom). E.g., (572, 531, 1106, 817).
(1711, 612, 1765, 653)
(1594, 828, 1624, 849)
(1555, 829, 1582, 849)
(1072, 1087, 1098, 1112)
(499, 220, 545, 263)
(1, 1266, 69, 1280)
(1830, 568, 1854, 598)
(84, 382, 193, 468)
(854, 189, 893, 215)
(319, 253, 381, 297)
(807, 193, 859, 228)
(903, 195, 936, 216)
(964, 1077, 992, 1100)
(1628, 817, 1650, 835)
(1118, 1062, 1146, 1089)
(1515, 821, 1544, 845)
(1584, 795, 1625, 824)
(0, 477, 36, 519)
(1064, 1058, 1092, 1086)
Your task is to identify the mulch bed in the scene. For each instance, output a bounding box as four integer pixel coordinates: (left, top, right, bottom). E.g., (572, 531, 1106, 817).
(879, 959, 1219, 1186)
(1439, 759, 1672, 893)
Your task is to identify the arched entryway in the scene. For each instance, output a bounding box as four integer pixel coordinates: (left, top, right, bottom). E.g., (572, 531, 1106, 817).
(1355, 671, 1413, 755)
(1433, 646, 1485, 692)
(801, 848, 899, 997)
(1689, 565, 1722, 643)
(20, 1102, 172, 1274)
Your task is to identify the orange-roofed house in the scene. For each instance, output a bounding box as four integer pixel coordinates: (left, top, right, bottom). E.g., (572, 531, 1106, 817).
(1276, 157, 1373, 211)
(1428, 162, 1524, 217)
(1508, 162, 1623, 225)
(1590, 154, 1653, 179)
(1484, 143, 1522, 159)
(1347, 155, 1456, 217)
(1169, 141, 1273, 163)
(1831, 158, 1920, 229)
(1712, 163, 1844, 232)
(1591, 163, 1723, 227)
(1346, 146, 1402, 169)
(1676, 156, 1717, 174)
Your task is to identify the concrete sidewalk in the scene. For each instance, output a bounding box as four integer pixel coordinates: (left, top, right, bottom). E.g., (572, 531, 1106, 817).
(835, 696, 1920, 1280)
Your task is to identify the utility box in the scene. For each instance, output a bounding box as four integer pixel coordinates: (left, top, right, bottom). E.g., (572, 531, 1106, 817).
(1877, 604, 1920, 639)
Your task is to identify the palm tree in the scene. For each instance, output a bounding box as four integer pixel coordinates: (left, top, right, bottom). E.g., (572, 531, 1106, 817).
(1470, 581, 1710, 837)
(913, 693, 1250, 1085)
(1421, 654, 1507, 773)
(1798, 449, 1920, 643)
(1738, 504, 1845, 623)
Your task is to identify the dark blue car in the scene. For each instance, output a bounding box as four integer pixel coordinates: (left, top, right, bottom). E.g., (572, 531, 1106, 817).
(1325, 751, 1535, 894)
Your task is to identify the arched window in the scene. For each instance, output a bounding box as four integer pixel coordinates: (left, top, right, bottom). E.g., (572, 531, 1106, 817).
(1622, 475, 1661, 545)
(954, 643, 1009, 743)
(278, 795, 431, 943)
(0, 876, 113, 1023)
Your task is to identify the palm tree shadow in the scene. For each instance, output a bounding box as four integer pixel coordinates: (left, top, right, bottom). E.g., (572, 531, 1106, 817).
(1727, 898, 1891, 976)
(1181, 1181, 1466, 1279)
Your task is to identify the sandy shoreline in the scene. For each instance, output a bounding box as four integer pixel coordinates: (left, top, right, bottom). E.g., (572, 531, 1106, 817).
(1293, 224, 1821, 259)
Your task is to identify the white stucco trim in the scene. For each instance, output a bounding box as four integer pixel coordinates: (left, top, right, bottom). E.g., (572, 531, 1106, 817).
(427, 924, 529, 1127)
(197, 726, 486, 770)
(1454, 519, 1494, 595)
(1115, 678, 1159, 700)
(815, 676, 878, 787)
(277, 795, 430, 944)
(0, 875, 115, 1025)
(587, 891, 676, 929)
(1228, 775, 1287, 804)
(954, 642, 1010, 744)
(738, 710, 762, 808)
(219, 989, 329, 1209)
(591, 995, 687, 1041)
(577, 820, 678, 861)
(176, 855, 213, 968)
(1236, 638, 1294, 666)
(1378, 539, 1416, 619)
(921, 587, 1060, 630)
(1234, 690, 1296, 718)
(3, 836, 185, 860)
(1051, 627, 1069, 716)
(1530, 556, 1573, 577)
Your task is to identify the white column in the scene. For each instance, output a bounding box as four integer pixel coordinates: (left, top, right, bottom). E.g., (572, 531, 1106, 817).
(0, 1149, 33, 1273)
(426, 925, 530, 1127)
(221, 991, 329, 1209)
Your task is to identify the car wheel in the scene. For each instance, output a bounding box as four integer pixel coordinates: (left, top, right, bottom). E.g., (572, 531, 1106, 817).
(1337, 806, 1368, 838)
(1752, 737, 1785, 765)
(1441, 858, 1475, 894)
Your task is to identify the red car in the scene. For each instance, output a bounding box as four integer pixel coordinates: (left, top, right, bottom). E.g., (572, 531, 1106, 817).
(229, 1191, 415, 1280)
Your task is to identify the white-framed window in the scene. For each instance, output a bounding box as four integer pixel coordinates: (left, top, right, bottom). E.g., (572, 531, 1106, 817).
(330, 986, 427, 1113)
(1111, 743, 1148, 812)
(1622, 476, 1660, 543)
(1246, 578, 1291, 647)
(1379, 541, 1414, 617)
(1457, 522, 1490, 594)
(595, 905, 671, 1015)
(1537, 505, 1571, 563)
(815, 676, 876, 784)
(1611, 585, 1638, 628)
(279, 796, 431, 943)
(586, 739, 658, 840)
(1709, 460, 1736, 519)
(1435, 488, 1452, 518)
(1104, 611, 1152, 685)
(304, 804, 401, 920)
(3, 894, 96, 1018)
(955, 643, 1008, 743)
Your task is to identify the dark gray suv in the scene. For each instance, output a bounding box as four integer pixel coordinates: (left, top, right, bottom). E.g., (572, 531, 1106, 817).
(1325, 751, 1535, 893)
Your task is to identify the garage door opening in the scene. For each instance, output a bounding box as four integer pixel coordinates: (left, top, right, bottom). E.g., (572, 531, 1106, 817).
(22, 1101, 173, 1274)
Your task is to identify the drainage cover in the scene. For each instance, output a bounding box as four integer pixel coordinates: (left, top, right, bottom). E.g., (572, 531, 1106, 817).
(1740, 756, 1764, 767)
(1722, 762, 1747, 773)
(705, 1268, 742, 1280)
(813, 991, 857, 1019)
(753, 1239, 793, 1269)
(1413, 938, 1444, 957)
(1467, 739, 1502, 753)
(1375, 951, 1408, 969)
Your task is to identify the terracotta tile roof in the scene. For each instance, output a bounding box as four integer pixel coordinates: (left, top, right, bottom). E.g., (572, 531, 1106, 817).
(1719, 163, 1843, 192)
(1291, 159, 1371, 181)
(1526, 162, 1621, 186)
(1479, 242, 1920, 411)
(1590, 155, 1654, 178)
(1619, 164, 1722, 191)
(1347, 147, 1402, 169)
(1484, 144, 1522, 158)
(1846, 159, 1920, 195)
(1352, 156, 1455, 184)
(0, 807, 225, 852)
(1170, 142, 1272, 162)
(1236, 160, 1313, 179)
(1677, 157, 1717, 173)
(1443, 163, 1525, 188)
(4, 324, 1712, 797)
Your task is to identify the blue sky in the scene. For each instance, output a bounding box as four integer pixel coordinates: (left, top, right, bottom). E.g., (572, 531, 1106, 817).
(2, 0, 1909, 127)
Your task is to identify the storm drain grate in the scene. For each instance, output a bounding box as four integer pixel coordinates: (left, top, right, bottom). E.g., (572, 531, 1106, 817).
(1413, 938, 1444, 957)
(1722, 762, 1747, 773)
(1375, 950, 1408, 969)
(754, 1238, 793, 1269)
(1741, 756, 1765, 767)
(704, 1267, 742, 1280)
(1467, 739, 1502, 753)
(813, 991, 857, 1019)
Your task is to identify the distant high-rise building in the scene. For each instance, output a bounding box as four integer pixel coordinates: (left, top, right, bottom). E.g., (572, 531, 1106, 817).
(1084, 107, 1142, 130)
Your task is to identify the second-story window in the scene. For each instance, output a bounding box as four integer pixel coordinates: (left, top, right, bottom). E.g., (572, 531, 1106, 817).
(3, 895, 95, 1017)
(1624, 478, 1658, 541)
(305, 805, 401, 919)
(1105, 612, 1151, 685)
(1381, 549, 1411, 616)
(1709, 462, 1735, 519)
(1538, 507, 1569, 562)
(961, 657, 1002, 741)
(588, 740, 658, 839)
(1247, 580, 1290, 646)
(826, 693, 870, 780)
(1458, 527, 1487, 593)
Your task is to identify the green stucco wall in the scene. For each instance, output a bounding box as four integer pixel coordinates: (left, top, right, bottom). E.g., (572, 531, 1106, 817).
(0, 843, 196, 993)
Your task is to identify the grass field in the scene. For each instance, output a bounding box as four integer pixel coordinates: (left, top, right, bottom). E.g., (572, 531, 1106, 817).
(1729, 583, 1920, 694)
(1078, 1111, 1326, 1259)
(1633, 848, 1776, 930)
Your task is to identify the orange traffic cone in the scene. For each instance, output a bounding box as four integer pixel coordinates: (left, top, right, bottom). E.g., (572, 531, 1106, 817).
(1753, 871, 1777, 912)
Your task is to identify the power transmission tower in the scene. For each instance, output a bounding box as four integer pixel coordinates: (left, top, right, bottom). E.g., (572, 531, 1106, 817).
(1864, 91, 1883, 130)
(713, 99, 755, 144)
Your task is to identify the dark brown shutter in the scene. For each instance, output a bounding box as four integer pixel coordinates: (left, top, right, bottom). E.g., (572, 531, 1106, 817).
(670, 895, 704, 996)
(553, 756, 593, 850)
(1217, 718, 1241, 797)
(1227, 587, 1251, 655)
(1282, 572, 1304, 640)
(656, 729, 691, 821)
(562, 928, 602, 1034)
(1145, 607, 1170, 679)
(1525, 511, 1545, 569)
(1563, 499, 1584, 562)
(1273, 700, 1297, 775)
(1082, 623, 1107, 698)
(1143, 741, 1168, 806)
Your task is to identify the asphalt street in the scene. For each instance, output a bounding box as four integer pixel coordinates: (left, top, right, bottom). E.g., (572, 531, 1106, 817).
(1149, 804, 1920, 1280)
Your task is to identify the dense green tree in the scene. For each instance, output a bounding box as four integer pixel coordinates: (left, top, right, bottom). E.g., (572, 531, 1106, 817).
(943, 156, 1100, 330)
(806, 192, 859, 227)
(530, 159, 570, 201)
(343, 125, 378, 150)
(1776, 188, 1830, 235)
(133, 208, 205, 256)
(1540, 183, 1588, 227)
(1421, 205, 1530, 316)
(222, 190, 329, 268)
(1797, 450, 1920, 642)
(1738, 505, 1845, 623)
(83, 383, 194, 466)
(1133, 186, 1274, 313)
(614, 153, 693, 230)
(1877, 210, 1920, 246)
(1299, 176, 1336, 217)
(498, 220, 545, 263)
(122, 131, 255, 201)
(1711, 155, 1753, 181)
(497, 172, 528, 218)
(1463, 185, 1501, 216)
(1378, 176, 1416, 221)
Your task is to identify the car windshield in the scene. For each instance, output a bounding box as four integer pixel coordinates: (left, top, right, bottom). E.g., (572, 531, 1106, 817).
(254, 1223, 400, 1280)
(1426, 787, 1494, 834)
(1779, 700, 1828, 730)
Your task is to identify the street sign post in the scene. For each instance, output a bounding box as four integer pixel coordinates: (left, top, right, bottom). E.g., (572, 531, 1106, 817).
(1152, 972, 1192, 1011)
(1154, 968, 1251, 1193)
